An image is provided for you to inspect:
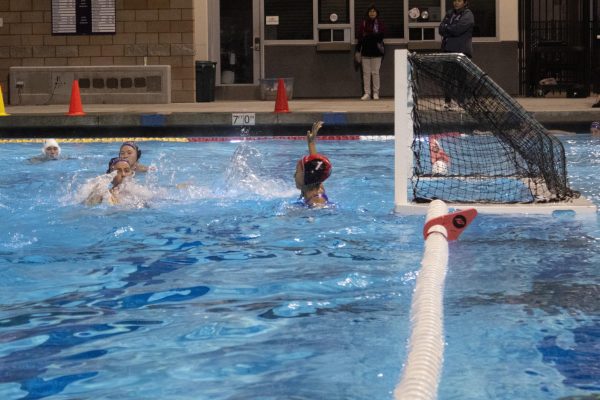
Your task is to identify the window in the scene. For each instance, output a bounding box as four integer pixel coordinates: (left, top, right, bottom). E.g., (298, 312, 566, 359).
(52, 0, 115, 35)
(317, 0, 351, 44)
(354, 0, 404, 39)
(319, 0, 349, 23)
(263, 1, 494, 42)
(408, 0, 443, 22)
(265, 0, 313, 40)
(445, 0, 496, 37)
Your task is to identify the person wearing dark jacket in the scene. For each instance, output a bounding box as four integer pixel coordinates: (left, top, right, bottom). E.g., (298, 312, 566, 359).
(439, 0, 474, 109)
(357, 5, 386, 101)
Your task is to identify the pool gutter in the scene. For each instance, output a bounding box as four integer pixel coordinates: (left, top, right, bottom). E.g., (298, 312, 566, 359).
(0, 98, 598, 138)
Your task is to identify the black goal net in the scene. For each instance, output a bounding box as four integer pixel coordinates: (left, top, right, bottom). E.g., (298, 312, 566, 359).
(408, 52, 578, 204)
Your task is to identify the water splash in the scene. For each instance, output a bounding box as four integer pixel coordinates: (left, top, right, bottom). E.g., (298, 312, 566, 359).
(221, 142, 296, 199)
(68, 172, 153, 208)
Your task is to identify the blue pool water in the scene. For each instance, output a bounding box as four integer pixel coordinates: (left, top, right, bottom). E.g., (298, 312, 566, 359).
(0, 136, 598, 400)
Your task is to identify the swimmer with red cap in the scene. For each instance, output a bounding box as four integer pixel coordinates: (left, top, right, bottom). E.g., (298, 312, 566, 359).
(294, 121, 332, 207)
(429, 137, 450, 175)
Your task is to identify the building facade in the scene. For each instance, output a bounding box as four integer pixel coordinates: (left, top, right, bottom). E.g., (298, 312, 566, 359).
(0, 0, 598, 103)
(205, 0, 519, 99)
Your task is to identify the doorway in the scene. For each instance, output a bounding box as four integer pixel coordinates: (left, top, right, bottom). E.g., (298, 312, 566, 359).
(218, 0, 261, 85)
(519, 0, 596, 97)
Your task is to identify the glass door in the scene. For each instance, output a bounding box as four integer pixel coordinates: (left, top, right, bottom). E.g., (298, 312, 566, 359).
(219, 0, 261, 84)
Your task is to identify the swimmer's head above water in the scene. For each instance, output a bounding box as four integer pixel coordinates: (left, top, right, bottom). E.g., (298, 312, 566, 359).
(293, 121, 332, 208)
(107, 158, 134, 188)
(591, 121, 600, 136)
(119, 141, 142, 162)
(42, 139, 61, 159)
(294, 154, 332, 189)
(118, 141, 151, 172)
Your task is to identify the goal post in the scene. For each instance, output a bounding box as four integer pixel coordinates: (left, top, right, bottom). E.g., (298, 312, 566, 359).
(394, 49, 413, 209)
(393, 49, 596, 216)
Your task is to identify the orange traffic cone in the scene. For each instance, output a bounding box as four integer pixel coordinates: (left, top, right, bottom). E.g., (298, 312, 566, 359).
(274, 78, 290, 113)
(67, 80, 85, 116)
(0, 84, 9, 116)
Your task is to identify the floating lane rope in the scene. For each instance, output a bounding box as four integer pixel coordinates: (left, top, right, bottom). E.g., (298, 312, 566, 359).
(394, 200, 477, 400)
(394, 200, 449, 400)
(0, 135, 394, 144)
(0, 137, 188, 144)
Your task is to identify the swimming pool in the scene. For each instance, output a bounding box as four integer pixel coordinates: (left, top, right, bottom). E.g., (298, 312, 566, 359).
(0, 135, 598, 400)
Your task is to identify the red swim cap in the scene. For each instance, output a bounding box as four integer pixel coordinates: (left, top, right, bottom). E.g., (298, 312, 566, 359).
(301, 154, 332, 185)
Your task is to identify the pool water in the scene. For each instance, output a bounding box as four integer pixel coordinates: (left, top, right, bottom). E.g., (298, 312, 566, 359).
(0, 136, 598, 400)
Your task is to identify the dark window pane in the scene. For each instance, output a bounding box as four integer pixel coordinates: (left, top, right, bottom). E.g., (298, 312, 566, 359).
(423, 27, 435, 40)
(445, 0, 496, 37)
(332, 29, 344, 41)
(355, 0, 404, 39)
(409, 27, 423, 41)
(265, 0, 313, 40)
(319, 29, 332, 42)
(318, 0, 349, 24)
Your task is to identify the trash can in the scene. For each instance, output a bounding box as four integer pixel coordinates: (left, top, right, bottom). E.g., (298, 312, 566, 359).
(195, 61, 216, 102)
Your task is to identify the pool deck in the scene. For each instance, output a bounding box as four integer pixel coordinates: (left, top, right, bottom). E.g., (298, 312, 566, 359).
(1, 95, 599, 137)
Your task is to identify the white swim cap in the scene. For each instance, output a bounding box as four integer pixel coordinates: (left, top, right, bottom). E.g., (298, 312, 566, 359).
(42, 139, 61, 156)
(432, 160, 448, 175)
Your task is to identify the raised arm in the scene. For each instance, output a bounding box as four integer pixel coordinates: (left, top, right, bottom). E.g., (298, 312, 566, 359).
(307, 121, 323, 155)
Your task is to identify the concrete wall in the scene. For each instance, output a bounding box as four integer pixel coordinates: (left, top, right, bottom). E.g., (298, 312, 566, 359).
(265, 42, 520, 98)
(0, 0, 195, 103)
(498, 0, 519, 42)
(192, 0, 208, 60)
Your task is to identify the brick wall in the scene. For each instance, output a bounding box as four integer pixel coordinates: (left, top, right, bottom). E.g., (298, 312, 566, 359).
(0, 0, 195, 103)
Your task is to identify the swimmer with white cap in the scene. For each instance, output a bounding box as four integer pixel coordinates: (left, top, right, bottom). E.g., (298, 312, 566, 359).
(29, 139, 62, 163)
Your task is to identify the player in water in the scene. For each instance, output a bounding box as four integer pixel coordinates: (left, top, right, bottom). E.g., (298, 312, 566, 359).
(294, 121, 333, 207)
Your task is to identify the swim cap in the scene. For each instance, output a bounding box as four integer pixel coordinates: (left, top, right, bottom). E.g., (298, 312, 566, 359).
(42, 139, 61, 156)
(432, 160, 449, 175)
(106, 157, 131, 173)
(120, 141, 142, 159)
(301, 154, 332, 185)
(591, 121, 600, 130)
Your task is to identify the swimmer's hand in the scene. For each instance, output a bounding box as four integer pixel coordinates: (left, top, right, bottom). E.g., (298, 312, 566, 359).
(307, 121, 324, 143)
